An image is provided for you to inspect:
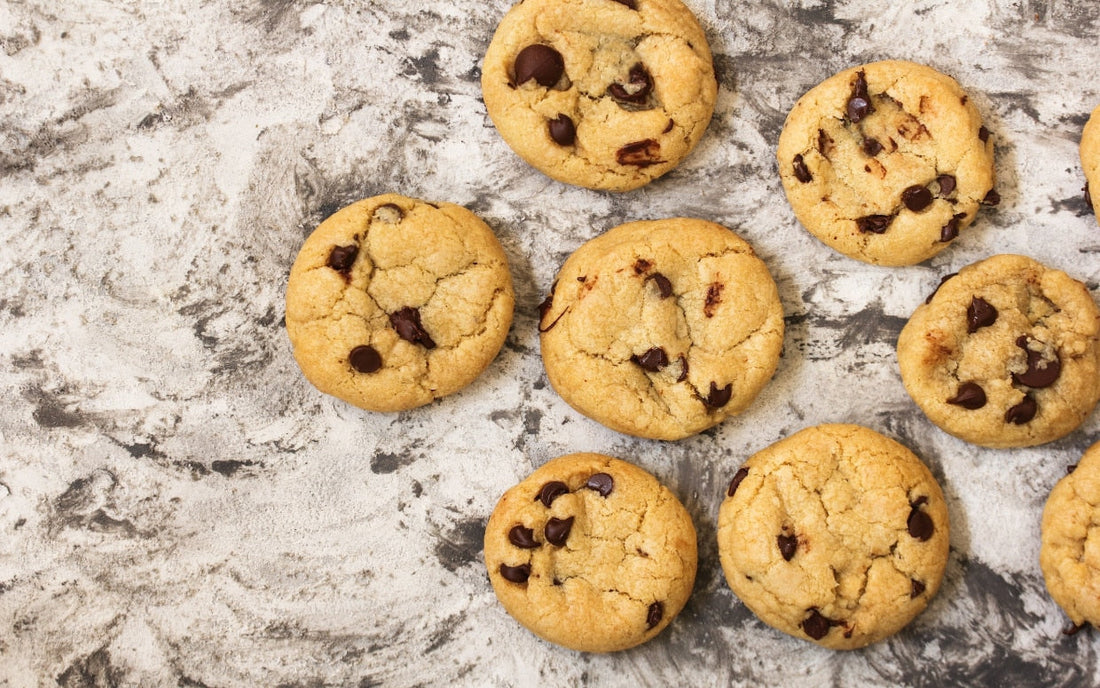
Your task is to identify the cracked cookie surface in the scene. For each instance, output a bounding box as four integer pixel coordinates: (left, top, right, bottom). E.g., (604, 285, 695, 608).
(481, 0, 717, 192)
(1041, 439, 1100, 628)
(284, 194, 514, 412)
(484, 452, 697, 652)
(777, 60, 995, 266)
(1082, 103, 1100, 222)
(897, 254, 1100, 448)
(717, 424, 950, 650)
(538, 218, 784, 440)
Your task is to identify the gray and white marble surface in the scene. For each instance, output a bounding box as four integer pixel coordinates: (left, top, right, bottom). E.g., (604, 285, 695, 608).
(2, 0, 1099, 686)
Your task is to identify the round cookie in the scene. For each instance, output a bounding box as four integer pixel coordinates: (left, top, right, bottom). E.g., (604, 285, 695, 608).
(717, 424, 950, 650)
(1041, 440, 1100, 629)
(777, 60, 996, 266)
(484, 452, 697, 653)
(897, 254, 1100, 448)
(285, 194, 514, 412)
(1082, 103, 1100, 222)
(481, 0, 717, 192)
(538, 218, 785, 440)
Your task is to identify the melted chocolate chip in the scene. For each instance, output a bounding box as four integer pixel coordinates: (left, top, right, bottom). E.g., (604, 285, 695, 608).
(663, 118, 674, 133)
(940, 215, 961, 242)
(608, 63, 653, 105)
(856, 214, 892, 234)
(514, 44, 564, 87)
(727, 467, 749, 497)
(648, 272, 673, 298)
(633, 258, 652, 274)
(862, 137, 883, 156)
(792, 154, 812, 183)
(535, 481, 569, 507)
(801, 609, 836, 640)
(632, 347, 669, 372)
(846, 70, 873, 123)
(777, 534, 797, 561)
(907, 501, 934, 541)
(585, 473, 614, 497)
(1013, 337, 1061, 388)
(937, 174, 957, 197)
(705, 381, 733, 408)
(947, 381, 987, 409)
(499, 563, 531, 583)
(1005, 394, 1038, 425)
(817, 129, 832, 156)
(508, 525, 539, 549)
(616, 139, 662, 167)
(327, 244, 358, 273)
(981, 189, 1001, 206)
(676, 355, 688, 382)
(544, 516, 574, 547)
(390, 307, 436, 349)
(967, 296, 998, 332)
(348, 345, 382, 374)
(902, 185, 934, 212)
(548, 114, 576, 146)
(646, 601, 664, 630)
(704, 282, 724, 317)
(926, 272, 958, 303)
(911, 579, 926, 598)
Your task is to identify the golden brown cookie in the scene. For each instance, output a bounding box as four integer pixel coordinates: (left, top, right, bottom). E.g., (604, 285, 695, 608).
(538, 218, 785, 440)
(1082, 103, 1100, 222)
(285, 194, 514, 412)
(484, 452, 697, 652)
(1041, 440, 1100, 629)
(897, 254, 1100, 448)
(717, 424, 950, 650)
(777, 60, 996, 266)
(481, 0, 717, 192)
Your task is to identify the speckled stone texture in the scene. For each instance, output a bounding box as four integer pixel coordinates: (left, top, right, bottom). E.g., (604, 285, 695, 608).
(1, 1, 1098, 686)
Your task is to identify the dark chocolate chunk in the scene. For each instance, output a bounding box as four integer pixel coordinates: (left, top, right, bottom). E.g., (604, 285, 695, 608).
(616, 139, 662, 167)
(793, 154, 813, 183)
(926, 272, 958, 303)
(801, 609, 836, 640)
(1013, 337, 1061, 388)
(846, 70, 873, 123)
(544, 516, 574, 547)
(663, 118, 674, 133)
(348, 345, 382, 374)
(632, 347, 669, 372)
(585, 473, 614, 497)
(548, 114, 576, 146)
(514, 44, 564, 87)
(327, 244, 358, 273)
(508, 525, 539, 549)
(499, 563, 531, 584)
(646, 601, 664, 630)
(967, 296, 998, 332)
(1005, 395, 1038, 425)
(389, 307, 436, 349)
(856, 214, 892, 234)
(947, 381, 987, 409)
(911, 579, 926, 598)
(937, 174, 957, 196)
(676, 355, 688, 382)
(648, 272, 673, 298)
(862, 137, 883, 156)
(907, 500, 934, 541)
(978, 126, 990, 143)
(705, 381, 733, 408)
(902, 185, 934, 212)
(608, 63, 653, 105)
(981, 189, 1001, 206)
(777, 534, 797, 561)
(940, 215, 961, 242)
(727, 467, 748, 498)
(535, 481, 569, 507)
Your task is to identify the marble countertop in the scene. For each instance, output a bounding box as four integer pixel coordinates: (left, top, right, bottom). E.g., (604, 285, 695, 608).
(2, 1, 1099, 686)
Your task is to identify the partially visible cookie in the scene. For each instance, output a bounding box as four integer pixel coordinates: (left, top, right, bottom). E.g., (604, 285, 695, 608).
(538, 218, 785, 440)
(777, 60, 996, 266)
(481, 0, 717, 192)
(717, 424, 950, 650)
(1041, 440, 1100, 629)
(285, 194, 514, 412)
(1082, 103, 1100, 221)
(484, 452, 697, 653)
(897, 254, 1100, 448)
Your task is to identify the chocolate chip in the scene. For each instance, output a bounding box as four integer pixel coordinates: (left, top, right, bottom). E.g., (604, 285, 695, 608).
(967, 296, 998, 332)
(648, 273, 673, 298)
(585, 473, 614, 497)
(981, 189, 1001, 206)
(911, 579, 926, 598)
(535, 481, 569, 507)
(940, 216, 961, 242)
(608, 63, 653, 105)
(705, 381, 733, 408)
(846, 70, 873, 123)
(544, 516, 574, 547)
(348, 345, 382, 374)
(616, 139, 662, 167)
(856, 214, 892, 234)
(327, 244, 358, 273)
(372, 203, 404, 224)
(508, 525, 539, 549)
(704, 282, 723, 317)
(538, 293, 554, 321)
(801, 609, 836, 640)
(676, 355, 688, 382)
(646, 601, 664, 630)
(777, 534, 797, 561)
(862, 137, 883, 156)
(1013, 337, 1061, 388)
(548, 114, 576, 146)
(633, 258, 652, 274)
(514, 44, 564, 87)
(926, 272, 957, 303)
(727, 467, 748, 497)
(947, 381, 987, 409)
(613, 0, 637, 6)
(632, 347, 669, 372)
(1068, 464, 1078, 474)
(1005, 394, 1038, 424)
(937, 174, 957, 196)
(499, 563, 531, 584)
(902, 185, 934, 212)
(907, 501, 934, 541)
(817, 129, 832, 156)
(389, 307, 436, 349)
(978, 125, 990, 143)
(663, 118, 674, 133)
(792, 154, 812, 183)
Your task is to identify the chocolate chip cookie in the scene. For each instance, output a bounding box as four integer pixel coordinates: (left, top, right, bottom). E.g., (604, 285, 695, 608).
(1082, 103, 1100, 221)
(897, 254, 1100, 448)
(538, 218, 785, 440)
(717, 424, 950, 650)
(284, 194, 514, 412)
(484, 452, 697, 652)
(1041, 439, 1100, 630)
(777, 60, 996, 266)
(481, 0, 717, 192)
